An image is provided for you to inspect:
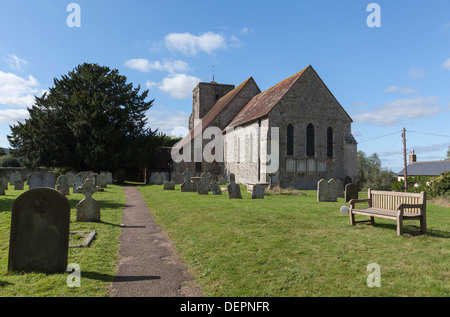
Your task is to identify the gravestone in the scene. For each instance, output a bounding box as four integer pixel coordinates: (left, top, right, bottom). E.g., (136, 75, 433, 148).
(28, 172, 56, 190)
(8, 188, 70, 273)
(106, 172, 113, 184)
(1, 177, 8, 190)
(180, 169, 196, 192)
(217, 175, 227, 185)
(210, 180, 222, 195)
(56, 175, 70, 196)
(90, 173, 99, 186)
(73, 173, 86, 194)
(251, 184, 265, 199)
(163, 181, 175, 190)
(335, 179, 345, 198)
(0, 179, 5, 195)
(9, 172, 21, 185)
(14, 180, 24, 191)
(98, 172, 107, 188)
(65, 173, 75, 188)
(340, 206, 349, 214)
(76, 178, 100, 222)
(317, 179, 337, 202)
(345, 183, 359, 202)
(227, 174, 242, 199)
(197, 172, 211, 195)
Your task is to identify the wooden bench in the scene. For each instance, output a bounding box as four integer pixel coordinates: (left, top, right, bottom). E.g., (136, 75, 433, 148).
(349, 189, 427, 236)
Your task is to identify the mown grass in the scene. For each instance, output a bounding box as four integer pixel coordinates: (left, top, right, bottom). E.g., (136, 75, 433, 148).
(138, 184, 449, 297)
(0, 184, 125, 297)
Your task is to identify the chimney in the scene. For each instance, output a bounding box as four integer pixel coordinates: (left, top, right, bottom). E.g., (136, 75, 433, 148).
(409, 149, 417, 164)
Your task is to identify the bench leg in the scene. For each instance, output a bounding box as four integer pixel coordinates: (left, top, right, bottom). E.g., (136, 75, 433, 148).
(370, 216, 375, 226)
(396, 215, 403, 236)
(420, 215, 427, 234)
(350, 210, 355, 226)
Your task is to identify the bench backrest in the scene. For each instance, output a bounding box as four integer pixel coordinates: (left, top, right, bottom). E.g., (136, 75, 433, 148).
(369, 189, 426, 215)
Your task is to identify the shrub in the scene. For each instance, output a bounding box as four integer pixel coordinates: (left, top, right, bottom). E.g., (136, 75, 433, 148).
(0, 155, 21, 167)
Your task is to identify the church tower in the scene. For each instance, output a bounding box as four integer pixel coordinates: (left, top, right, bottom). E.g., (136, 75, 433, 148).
(188, 81, 235, 130)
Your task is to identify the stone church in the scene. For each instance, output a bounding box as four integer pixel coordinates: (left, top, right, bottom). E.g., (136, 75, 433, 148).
(172, 65, 357, 189)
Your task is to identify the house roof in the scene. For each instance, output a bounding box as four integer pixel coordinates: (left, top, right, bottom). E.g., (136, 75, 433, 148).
(398, 160, 450, 176)
(178, 77, 258, 147)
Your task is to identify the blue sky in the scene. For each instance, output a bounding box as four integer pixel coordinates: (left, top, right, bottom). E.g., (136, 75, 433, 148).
(0, 0, 449, 172)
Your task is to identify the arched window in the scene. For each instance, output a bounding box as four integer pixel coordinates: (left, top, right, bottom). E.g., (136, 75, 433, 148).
(327, 127, 333, 158)
(287, 124, 294, 156)
(306, 123, 315, 157)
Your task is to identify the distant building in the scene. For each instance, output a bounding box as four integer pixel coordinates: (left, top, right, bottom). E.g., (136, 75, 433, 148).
(397, 150, 450, 180)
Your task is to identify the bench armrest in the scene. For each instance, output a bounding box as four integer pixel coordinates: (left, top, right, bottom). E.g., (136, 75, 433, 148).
(349, 198, 371, 209)
(397, 203, 425, 215)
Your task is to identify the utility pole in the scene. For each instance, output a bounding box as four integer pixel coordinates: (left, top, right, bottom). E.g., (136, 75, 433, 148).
(402, 128, 408, 192)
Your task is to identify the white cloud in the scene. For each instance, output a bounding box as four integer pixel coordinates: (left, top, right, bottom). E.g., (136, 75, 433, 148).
(408, 68, 425, 78)
(0, 108, 29, 123)
(350, 101, 366, 107)
(384, 86, 418, 94)
(164, 32, 227, 55)
(146, 107, 189, 137)
(4, 54, 28, 71)
(124, 58, 189, 74)
(0, 71, 43, 108)
(239, 27, 253, 34)
(159, 74, 198, 99)
(353, 96, 442, 126)
(441, 58, 450, 70)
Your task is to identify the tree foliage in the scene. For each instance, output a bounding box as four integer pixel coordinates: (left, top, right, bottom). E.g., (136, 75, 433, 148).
(357, 151, 397, 191)
(8, 63, 157, 172)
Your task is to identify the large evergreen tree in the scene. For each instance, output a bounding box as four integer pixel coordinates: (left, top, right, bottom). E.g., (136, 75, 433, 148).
(8, 63, 157, 172)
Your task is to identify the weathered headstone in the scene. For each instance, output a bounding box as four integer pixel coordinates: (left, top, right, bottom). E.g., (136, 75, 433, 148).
(217, 175, 227, 185)
(14, 179, 24, 191)
(163, 180, 175, 190)
(56, 175, 70, 196)
(227, 174, 242, 199)
(76, 178, 100, 222)
(73, 173, 86, 194)
(335, 179, 345, 198)
(9, 172, 21, 186)
(251, 184, 265, 199)
(28, 172, 56, 190)
(317, 179, 337, 202)
(345, 183, 359, 202)
(210, 180, 222, 195)
(1, 177, 8, 190)
(65, 173, 75, 188)
(180, 169, 196, 192)
(8, 188, 70, 273)
(197, 172, 211, 195)
(171, 172, 183, 184)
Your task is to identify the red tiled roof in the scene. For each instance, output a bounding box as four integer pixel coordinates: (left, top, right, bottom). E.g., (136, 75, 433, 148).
(226, 67, 309, 129)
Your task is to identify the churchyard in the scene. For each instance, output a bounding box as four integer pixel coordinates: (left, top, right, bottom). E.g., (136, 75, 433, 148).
(0, 172, 448, 297)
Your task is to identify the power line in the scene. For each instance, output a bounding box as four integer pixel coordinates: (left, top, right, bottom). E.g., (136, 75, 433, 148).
(357, 130, 402, 143)
(407, 130, 450, 138)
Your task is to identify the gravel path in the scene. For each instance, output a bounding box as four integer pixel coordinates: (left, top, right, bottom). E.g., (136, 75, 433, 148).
(109, 185, 203, 297)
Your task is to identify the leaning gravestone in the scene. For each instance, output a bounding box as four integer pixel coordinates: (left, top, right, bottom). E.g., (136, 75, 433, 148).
(251, 184, 265, 199)
(317, 179, 337, 202)
(180, 169, 196, 192)
(163, 180, 175, 190)
(210, 180, 222, 195)
(8, 188, 70, 273)
(345, 183, 359, 202)
(56, 175, 70, 196)
(227, 174, 242, 199)
(76, 178, 100, 222)
(197, 172, 211, 195)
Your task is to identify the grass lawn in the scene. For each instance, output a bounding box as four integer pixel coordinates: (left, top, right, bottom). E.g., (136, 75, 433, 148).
(0, 184, 125, 297)
(138, 184, 449, 297)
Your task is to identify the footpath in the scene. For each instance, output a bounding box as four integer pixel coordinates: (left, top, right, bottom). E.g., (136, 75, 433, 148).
(109, 185, 203, 297)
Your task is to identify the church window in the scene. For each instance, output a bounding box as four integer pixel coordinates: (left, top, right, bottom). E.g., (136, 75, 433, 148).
(287, 124, 294, 156)
(327, 127, 333, 158)
(306, 124, 315, 157)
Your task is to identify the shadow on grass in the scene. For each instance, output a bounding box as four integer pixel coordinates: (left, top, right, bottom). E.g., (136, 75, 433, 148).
(0, 280, 14, 287)
(0, 196, 16, 213)
(367, 222, 450, 239)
